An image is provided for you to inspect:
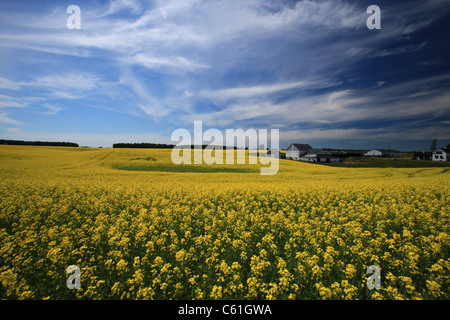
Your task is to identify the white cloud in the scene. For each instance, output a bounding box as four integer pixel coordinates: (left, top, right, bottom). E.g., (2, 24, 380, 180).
(119, 74, 169, 117)
(102, 0, 144, 16)
(0, 94, 40, 109)
(200, 80, 337, 101)
(125, 53, 210, 72)
(0, 73, 100, 98)
(0, 77, 21, 90)
(32, 73, 99, 91)
(0, 99, 26, 109)
(373, 42, 427, 58)
(41, 104, 63, 115)
(0, 112, 22, 126)
(186, 73, 450, 129)
(0, 0, 365, 62)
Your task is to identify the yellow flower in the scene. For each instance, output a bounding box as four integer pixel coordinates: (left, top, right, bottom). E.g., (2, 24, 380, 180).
(312, 265, 322, 277)
(116, 259, 128, 271)
(175, 249, 186, 262)
(345, 264, 357, 279)
(210, 285, 223, 299)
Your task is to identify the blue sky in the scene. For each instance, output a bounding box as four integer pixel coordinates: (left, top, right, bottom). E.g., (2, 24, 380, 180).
(0, 0, 449, 150)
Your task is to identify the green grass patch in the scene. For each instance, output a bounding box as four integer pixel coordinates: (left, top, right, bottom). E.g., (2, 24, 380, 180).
(319, 157, 450, 168)
(129, 156, 156, 161)
(110, 162, 259, 173)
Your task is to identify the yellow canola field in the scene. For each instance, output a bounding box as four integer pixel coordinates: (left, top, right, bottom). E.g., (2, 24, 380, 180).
(0, 145, 448, 299)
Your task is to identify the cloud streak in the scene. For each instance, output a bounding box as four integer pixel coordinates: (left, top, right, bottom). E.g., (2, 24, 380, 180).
(0, 112, 22, 126)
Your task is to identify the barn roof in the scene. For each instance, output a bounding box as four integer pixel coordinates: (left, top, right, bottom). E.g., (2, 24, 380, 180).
(306, 148, 327, 155)
(289, 143, 312, 151)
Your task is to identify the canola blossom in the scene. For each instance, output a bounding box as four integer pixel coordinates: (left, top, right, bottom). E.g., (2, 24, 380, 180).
(0, 146, 448, 299)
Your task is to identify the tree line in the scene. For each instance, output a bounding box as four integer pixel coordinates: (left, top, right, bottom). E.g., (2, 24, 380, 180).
(0, 139, 79, 147)
(113, 143, 175, 149)
(113, 143, 237, 149)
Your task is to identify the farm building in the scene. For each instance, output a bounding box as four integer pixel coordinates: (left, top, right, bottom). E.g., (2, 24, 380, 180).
(300, 149, 341, 163)
(300, 149, 325, 162)
(365, 149, 402, 157)
(286, 144, 312, 160)
(432, 148, 450, 161)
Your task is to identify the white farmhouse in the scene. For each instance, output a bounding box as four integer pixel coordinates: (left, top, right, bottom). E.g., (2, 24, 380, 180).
(432, 148, 450, 161)
(286, 144, 312, 160)
(365, 149, 402, 157)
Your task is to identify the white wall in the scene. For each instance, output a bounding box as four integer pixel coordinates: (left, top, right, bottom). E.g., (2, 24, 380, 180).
(433, 150, 449, 161)
(286, 150, 299, 159)
(365, 150, 382, 156)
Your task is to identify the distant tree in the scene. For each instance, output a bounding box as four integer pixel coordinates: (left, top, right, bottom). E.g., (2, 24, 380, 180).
(447, 143, 450, 150)
(0, 139, 79, 147)
(113, 142, 176, 149)
(430, 139, 437, 151)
